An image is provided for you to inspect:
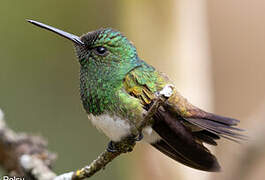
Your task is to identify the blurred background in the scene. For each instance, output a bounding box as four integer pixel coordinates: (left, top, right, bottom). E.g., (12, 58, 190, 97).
(0, 0, 264, 179)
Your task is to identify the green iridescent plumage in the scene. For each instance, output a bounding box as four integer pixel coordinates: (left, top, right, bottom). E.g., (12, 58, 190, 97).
(28, 20, 245, 172)
(76, 28, 193, 122)
(76, 29, 144, 119)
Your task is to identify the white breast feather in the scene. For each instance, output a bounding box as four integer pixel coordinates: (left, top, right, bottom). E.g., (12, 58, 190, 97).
(88, 114, 131, 142)
(88, 114, 162, 143)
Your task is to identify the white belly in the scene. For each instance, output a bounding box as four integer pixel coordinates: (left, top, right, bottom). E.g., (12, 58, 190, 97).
(88, 114, 161, 143)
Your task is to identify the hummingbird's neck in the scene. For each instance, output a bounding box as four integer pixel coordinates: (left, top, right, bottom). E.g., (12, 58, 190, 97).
(79, 59, 141, 115)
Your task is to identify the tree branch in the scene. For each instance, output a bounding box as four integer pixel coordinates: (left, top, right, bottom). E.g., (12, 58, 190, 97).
(0, 109, 56, 180)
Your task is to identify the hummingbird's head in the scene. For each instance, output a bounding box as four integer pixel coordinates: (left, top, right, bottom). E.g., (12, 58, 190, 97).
(27, 20, 139, 68)
(27, 20, 143, 114)
(76, 28, 138, 67)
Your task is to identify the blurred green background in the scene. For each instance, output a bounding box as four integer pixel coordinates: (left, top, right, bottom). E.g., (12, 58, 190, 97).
(1, 0, 265, 180)
(0, 1, 127, 179)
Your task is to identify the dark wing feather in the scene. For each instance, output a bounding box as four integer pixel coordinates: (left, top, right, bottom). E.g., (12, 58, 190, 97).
(192, 131, 218, 146)
(152, 109, 221, 172)
(151, 140, 219, 171)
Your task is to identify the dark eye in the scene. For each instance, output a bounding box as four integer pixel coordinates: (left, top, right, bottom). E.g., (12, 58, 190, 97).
(94, 46, 108, 56)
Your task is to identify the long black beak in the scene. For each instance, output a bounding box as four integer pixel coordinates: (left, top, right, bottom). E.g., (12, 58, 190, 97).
(27, 19, 84, 46)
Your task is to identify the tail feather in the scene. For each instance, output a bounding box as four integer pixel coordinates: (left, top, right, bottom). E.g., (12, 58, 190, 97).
(188, 110, 240, 126)
(186, 117, 246, 142)
(203, 113, 240, 126)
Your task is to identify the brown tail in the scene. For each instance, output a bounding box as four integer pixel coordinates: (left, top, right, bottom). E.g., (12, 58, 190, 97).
(185, 112, 246, 143)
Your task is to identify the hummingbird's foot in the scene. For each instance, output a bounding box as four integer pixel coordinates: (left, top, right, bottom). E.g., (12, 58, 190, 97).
(107, 137, 137, 153)
(134, 132, 144, 141)
(107, 141, 117, 153)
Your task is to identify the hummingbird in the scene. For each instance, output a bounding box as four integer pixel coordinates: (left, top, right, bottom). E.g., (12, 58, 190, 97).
(27, 20, 245, 172)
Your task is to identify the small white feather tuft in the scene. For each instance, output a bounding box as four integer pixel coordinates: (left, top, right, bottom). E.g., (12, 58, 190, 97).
(159, 84, 174, 98)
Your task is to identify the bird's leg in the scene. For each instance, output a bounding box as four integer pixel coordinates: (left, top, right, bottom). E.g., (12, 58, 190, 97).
(107, 132, 142, 153)
(106, 135, 137, 153)
(107, 141, 117, 153)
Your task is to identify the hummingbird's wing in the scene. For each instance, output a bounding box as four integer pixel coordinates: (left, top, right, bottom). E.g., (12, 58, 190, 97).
(164, 90, 246, 142)
(123, 63, 244, 171)
(150, 105, 221, 171)
(151, 114, 221, 171)
(151, 139, 218, 171)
